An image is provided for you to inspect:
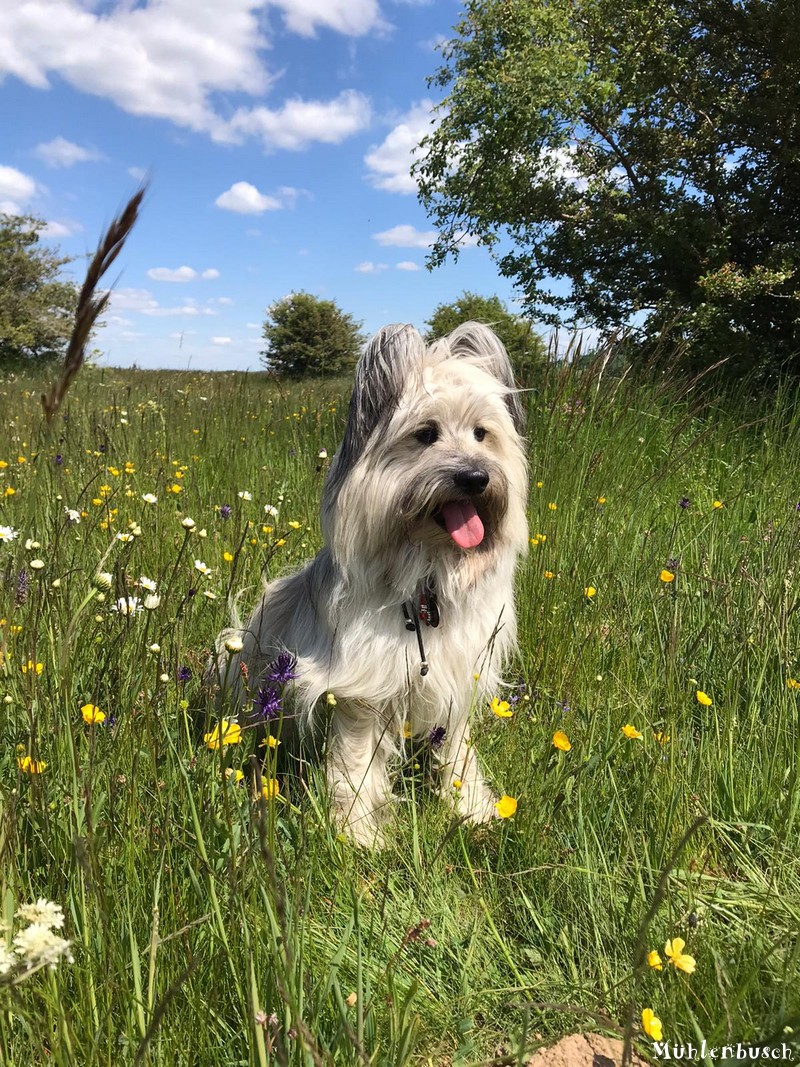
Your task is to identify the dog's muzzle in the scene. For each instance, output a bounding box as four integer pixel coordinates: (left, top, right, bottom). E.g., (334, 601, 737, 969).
(453, 466, 489, 495)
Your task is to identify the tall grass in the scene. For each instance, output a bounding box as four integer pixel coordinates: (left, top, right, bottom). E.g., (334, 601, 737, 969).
(0, 358, 798, 1065)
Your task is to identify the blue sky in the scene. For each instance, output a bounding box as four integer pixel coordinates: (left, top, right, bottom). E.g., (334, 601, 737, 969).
(0, 0, 533, 371)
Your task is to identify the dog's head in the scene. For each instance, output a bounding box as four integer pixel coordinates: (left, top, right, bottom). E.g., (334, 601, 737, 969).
(323, 322, 529, 589)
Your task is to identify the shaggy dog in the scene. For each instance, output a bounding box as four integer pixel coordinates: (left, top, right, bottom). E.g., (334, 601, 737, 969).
(206, 321, 528, 845)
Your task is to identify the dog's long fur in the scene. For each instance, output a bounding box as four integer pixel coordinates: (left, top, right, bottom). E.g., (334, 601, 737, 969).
(206, 322, 528, 845)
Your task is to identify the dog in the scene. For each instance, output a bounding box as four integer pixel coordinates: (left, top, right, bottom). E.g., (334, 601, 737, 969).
(205, 321, 529, 845)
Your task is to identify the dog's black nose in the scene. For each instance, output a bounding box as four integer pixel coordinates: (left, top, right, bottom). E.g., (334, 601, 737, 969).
(454, 466, 489, 495)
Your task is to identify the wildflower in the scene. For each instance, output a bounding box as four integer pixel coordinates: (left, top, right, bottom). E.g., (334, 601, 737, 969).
(495, 795, 517, 818)
(713, 500, 724, 509)
(597, 496, 606, 505)
(287, 520, 302, 530)
(64, 508, 81, 524)
(143, 594, 161, 610)
(181, 517, 196, 530)
(224, 635, 244, 654)
(194, 560, 212, 576)
(318, 448, 328, 459)
(261, 778, 280, 799)
(81, 703, 106, 725)
(29, 559, 45, 571)
(238, 490, 252, 501)
(13, 923, 73, 970)
(622, 723, 643, 740)
(659, 569, 675, 583)
(138, 576, 157, 592)
(223, 551, 234, 562)
(787, 678, 800, 690)
(93, 572, 113, 591)
(142, 493, 158, 504)
(204, 719, 242, 750)
(167, 484, 182, 494)
(253, 687, 281, 720)
(0, 525, 19, 543)
(641, 1009, 663, 1042)
(225, 768, 245, 783)
(584, 586, 596, 598)
(4, 487, 16, 497)
(264, 504, 279, 517)
(665, 937, 696, 974)
(218, 504, 232, 519)
(326, 692, 337, 706)
(148, 643, 161, 654)
(552, 730, 571, 752)
(647, 950, 663, 970)
(202, 590, 218, 600)
(17, 899, 65, 929)
(115, 532, 134, 543)
(429, 725, 447, 749)
(544, 570, 555, 579)
(548, 502, 557, 510)
(15, 570, 30, 604)
(266, 651, 298, 684)
(452, 778, 462, 789)
(17, 754, 47, 774)
(177, 666, 191, 682)
(696, 690, 713, 706)
(275, 538, 287, 547)
(21, 661, 43, 676)
(654, 730, 671, 744)
(678, 496, 691, 509)
(112, 596, 142, 616)
(491, 697, 513, 718)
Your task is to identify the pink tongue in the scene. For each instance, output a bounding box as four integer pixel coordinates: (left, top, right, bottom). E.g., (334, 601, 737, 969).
(441, 501, 485, 548)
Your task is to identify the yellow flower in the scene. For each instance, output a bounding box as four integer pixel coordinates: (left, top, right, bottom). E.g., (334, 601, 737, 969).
(261, 778, 280, 799)
(544, 570, 555, 579)
(641, 1008, 663, 1041)
(696, 690, 713, 706)
(4, 487, 16, 497)
(536, 481, 543, 488)
(204, 719, 242, 750)
(402, 721, 412, 738)
(548, 502, 557, 511)
(597, 496, 606, 504)
(529, 537, 540, 546)
(622, 723, 643, 740)
(223, 551, 234, 562)
(275, 538, 287, 547)
(712, 500, 724, 509)
(552, 730, 571, 752)
(81, 703, 106, 725)
(0, 461, 6, 469)
(287, 520, 302, 530)
(664, 937, 696, 974)
(537, 534, 546, 542)
(452, 778, 462, 790)
(225, 768, 245, 783)
(491, 697, 512, 718)
(787, 678, 800, 690)
(647, 950, 663, 971)
(659, 569, 675, 583)
(17, 754, 47, 774)
(654, 730, 671, 744)
(326, 692, 337, 706)
(494, 795, 517, 818)
(168, 484, 182, 494)
(584, 586, 596, 598)
(21, 660, 44, 676)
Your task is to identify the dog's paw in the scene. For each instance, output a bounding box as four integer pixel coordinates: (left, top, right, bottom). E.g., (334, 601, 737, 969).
(450, 779, 498, 824)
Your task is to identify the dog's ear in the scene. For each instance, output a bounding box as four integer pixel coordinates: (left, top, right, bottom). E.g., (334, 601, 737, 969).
(443, 321, 526, 434)
(329, 324, 425, 483)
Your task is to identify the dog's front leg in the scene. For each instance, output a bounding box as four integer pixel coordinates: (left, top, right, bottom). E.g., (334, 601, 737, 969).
(437, 718, 497, 823)
(326, 703, 393, 847)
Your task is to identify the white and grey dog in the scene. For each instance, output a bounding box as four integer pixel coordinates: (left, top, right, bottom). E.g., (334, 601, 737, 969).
(206, 321, 528, 845)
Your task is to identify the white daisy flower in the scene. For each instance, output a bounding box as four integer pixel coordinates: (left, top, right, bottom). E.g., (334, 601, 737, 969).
(143, 594, 161, 611)
(17, 899, 65, 930)
(238, 490, 252, 502)
(138, 576, 157, 592)
(112, 596, 142, 616)
(181, 517, 196, 530)
(0, 525, 18, 543)
(194, 560, 212, 576)
(142, 493, 158, 505)
(263, 504, 279, 517)
(64, 508, 81, 524)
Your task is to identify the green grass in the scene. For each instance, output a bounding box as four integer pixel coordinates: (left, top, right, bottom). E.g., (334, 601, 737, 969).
(0, 360, 799, 1065)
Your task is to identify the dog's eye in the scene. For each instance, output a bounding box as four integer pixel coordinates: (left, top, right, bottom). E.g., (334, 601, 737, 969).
(415, 425, 439, 446)
(474, 426, 487, 442)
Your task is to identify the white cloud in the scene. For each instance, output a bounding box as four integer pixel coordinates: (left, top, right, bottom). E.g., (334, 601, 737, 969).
(354, 261, 388, 273)
(215, 182, 282, 214)
(246, 322, 261, 329)
(142, 305, 217, 318)
(108, 288, 217, 318)
(372, 224, 437, 249)
(201, 268, 220, 280)
(41, 218, 82, 238)
(364, 100, 435, 193)
(0, 165, 37, 214)
(211, 336, 232, 346)
(396, 260, 420, 271)
(128, 166, 148, 181)
(268, 0, 387, 37)
(216, 296, 234, 305)
(147, 266, 198, 282)
(0, 2, 376, 143)
(223, 90, 371, 150)
(34, 136, 104, 168)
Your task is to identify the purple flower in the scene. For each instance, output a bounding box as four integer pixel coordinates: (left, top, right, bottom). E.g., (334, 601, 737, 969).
(253, 687, 282, 721)
(177, 666, 191, 682)
(509, 678, 527, 705)
(15, 569, 30, 606)
(678, 497, 691, 509)
(54, 454, 63, 466)
(266, 651, 298, 685)
(429, 725, 447, 749)
(665, 557, 680, 572)
(218, 505, 232, 520)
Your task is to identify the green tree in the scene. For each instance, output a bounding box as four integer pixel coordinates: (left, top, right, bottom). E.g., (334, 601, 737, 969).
(0, 214, 78, 365)
(261, 292, 365, 378)
(426, 291, 545, 377)
(415, 0, 800, 377)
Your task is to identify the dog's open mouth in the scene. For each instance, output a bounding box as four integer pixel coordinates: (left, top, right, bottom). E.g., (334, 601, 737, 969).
(433, 500, 486, 549)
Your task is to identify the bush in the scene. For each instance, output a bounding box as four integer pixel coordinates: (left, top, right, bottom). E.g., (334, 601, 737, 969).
(426, 291, 545, 379)
(261, 292, 364, 378)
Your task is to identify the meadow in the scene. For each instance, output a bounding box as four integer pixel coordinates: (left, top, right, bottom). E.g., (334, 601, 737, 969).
(0, 356, 799, 1066)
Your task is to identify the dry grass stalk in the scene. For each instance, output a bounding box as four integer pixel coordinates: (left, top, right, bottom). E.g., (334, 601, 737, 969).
(41, 185, 146, 423)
